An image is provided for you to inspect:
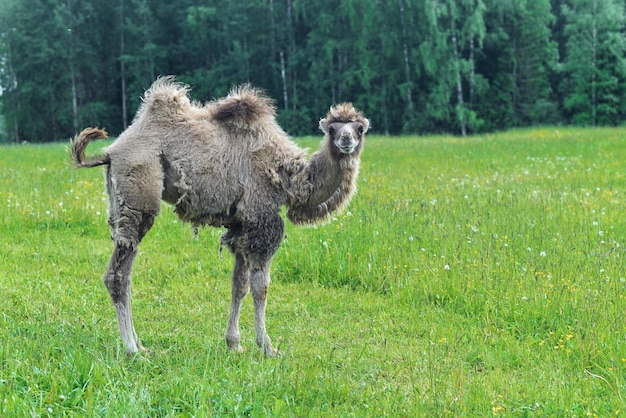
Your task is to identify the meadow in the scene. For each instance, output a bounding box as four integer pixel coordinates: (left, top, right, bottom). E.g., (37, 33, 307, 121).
(1, 128, 626, 416)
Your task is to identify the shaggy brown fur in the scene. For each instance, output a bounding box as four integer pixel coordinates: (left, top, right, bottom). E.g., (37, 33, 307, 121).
(69, 76, 369, 356)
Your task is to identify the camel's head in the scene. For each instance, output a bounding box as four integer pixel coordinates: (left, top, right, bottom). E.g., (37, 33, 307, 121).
(319, 103, 369, 156)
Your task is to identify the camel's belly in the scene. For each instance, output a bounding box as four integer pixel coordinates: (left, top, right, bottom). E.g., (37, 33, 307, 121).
(161, 160, 245, 227)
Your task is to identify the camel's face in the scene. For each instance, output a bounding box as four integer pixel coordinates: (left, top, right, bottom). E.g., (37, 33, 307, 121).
(327, 122, 366, 154)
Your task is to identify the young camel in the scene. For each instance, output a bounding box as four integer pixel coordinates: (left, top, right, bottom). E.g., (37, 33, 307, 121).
(69, 77, 369, 356)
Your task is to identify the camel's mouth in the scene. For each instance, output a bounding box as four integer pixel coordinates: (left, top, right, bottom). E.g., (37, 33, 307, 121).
(338, 145, 357, 154)
(335, 138, 360, 154)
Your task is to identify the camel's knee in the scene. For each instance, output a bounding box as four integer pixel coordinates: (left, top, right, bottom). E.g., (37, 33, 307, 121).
(231, 274, 250, 303)
(251, 270, 270, 300)
(233, 282, 250, 300)
(110, 208, 156, 247)
(229, 253, 249, 297)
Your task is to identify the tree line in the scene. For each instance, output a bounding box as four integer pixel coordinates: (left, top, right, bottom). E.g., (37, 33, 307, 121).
(0, 0, 625, 142)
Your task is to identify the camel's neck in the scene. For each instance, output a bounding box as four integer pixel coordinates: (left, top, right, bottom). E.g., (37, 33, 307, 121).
(286, 141, 360, 225)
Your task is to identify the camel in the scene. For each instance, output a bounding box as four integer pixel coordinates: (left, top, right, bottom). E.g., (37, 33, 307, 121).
(69, 77, 369, 356)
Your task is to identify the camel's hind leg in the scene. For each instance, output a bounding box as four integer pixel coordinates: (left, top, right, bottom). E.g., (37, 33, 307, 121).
(103, 163, 160, 354)
(104, 208, 155, 354)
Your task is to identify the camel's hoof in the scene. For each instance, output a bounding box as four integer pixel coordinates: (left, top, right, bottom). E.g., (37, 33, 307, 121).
(227, 343, 245, 353)
(263, 347, 283, 358)
(125, 343, 150, 356)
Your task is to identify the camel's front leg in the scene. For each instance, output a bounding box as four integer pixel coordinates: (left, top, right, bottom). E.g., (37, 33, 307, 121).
(226, 253, 250, 352)
(251, 267, 280, 357)
(222, 214, 283, 356)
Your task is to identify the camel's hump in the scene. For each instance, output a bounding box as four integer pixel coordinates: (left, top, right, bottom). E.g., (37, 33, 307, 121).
(142, 76, 192, 113)
(209, 84, 276, 127)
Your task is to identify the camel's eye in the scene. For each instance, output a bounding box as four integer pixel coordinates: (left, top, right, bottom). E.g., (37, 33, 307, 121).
(357, 124, 364, 136)
(328, 125, 336, 136)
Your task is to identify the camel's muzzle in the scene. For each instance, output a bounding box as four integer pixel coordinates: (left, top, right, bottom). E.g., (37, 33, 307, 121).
(336, 136, 359, 154)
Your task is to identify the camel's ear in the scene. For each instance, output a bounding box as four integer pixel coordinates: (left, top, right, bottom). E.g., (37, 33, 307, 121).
(360, 118, 370, 135)
(319, 118, 329, 134)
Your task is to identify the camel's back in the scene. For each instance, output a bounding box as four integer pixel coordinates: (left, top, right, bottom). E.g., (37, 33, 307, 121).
(103, 77, 307, 226)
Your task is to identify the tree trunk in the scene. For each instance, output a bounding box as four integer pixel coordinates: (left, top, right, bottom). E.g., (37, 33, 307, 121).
(6, 36, 20, 143)
(451, 28, 467, 136)
(280, 51, 288, 110)
(120, 0, 128, 129)
(591, 0, 597, 126)
(287, 0, 297, 112)
(269, 0, 279, 103)
(511, 36, 518, 124)
(398, 0, 413, 110)
(70, 65, 78, 134)
(469, 36, 475, 104)
(244, 35, 250, 82)
(67, 0, 78, 134)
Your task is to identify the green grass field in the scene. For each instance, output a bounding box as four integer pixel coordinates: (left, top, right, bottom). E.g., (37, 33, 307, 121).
(1, 128, 626, 416)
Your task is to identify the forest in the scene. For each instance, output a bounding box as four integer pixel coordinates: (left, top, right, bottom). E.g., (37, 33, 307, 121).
(0, 0, 625, 142)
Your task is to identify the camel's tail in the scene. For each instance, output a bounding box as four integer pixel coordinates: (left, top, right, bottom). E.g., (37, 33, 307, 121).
(210, 84, 276, 128)
(68, 128, 110, 168)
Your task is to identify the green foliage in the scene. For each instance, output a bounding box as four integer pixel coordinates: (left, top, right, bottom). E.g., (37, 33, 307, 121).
(0, 0, 626, 142)
(480, 0, 558, 128)
(2, 129, 626, 414)
(561, 0, 626, 126)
